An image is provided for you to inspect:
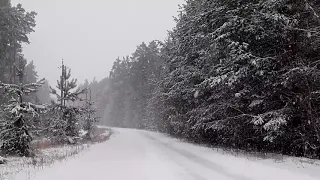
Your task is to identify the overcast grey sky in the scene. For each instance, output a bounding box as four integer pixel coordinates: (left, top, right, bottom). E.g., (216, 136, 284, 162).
(11, 0, 184, 86)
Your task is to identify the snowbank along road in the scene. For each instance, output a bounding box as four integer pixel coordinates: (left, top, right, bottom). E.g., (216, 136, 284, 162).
(20, 128, 320, 180)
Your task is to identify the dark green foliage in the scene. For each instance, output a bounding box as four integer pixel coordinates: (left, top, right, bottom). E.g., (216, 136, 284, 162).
(104, 0, 320, 159)
(0, 2, 37, 106)
(0, 61, 45, 156)
(64, 107, 81, 137)
(0, 2, 36, 84)
(0, 118, 32, 156)
(49, 62, 86, 143)
(76, 78, 108, 126)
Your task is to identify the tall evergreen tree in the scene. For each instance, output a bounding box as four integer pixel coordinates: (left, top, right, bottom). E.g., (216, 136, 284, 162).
(0, 2, 36, 104)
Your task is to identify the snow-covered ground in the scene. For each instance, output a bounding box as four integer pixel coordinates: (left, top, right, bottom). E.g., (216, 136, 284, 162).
(15, 128, 320, 180)
(0, 144, 89, 180)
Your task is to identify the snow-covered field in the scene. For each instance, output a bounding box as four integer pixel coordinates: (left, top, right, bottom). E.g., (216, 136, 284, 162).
(10, 128, 319, 180)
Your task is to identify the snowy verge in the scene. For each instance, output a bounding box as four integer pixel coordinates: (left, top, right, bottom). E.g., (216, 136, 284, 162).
(0, 144, 89, 180)
(0, 127, 113, 180)
(141, 130, 320, 180)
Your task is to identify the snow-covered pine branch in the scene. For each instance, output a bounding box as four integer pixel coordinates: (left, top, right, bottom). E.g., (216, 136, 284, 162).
(0, 71, 47, 156)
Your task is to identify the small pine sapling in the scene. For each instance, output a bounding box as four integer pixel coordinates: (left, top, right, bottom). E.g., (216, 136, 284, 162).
(49, 60, 86, 143)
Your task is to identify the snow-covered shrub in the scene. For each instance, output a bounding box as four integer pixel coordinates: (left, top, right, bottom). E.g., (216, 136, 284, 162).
(0, 78, 46, 156)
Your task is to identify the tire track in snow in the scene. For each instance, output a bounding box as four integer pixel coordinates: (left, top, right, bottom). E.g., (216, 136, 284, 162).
(142, 132, 251, 180)
(141, 132, 208, 180)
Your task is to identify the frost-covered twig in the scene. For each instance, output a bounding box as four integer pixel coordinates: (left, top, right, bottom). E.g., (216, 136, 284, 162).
(305, 0, 319, 19)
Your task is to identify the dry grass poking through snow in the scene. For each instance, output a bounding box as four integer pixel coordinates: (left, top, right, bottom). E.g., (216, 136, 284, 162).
(0, 127, 112, 180)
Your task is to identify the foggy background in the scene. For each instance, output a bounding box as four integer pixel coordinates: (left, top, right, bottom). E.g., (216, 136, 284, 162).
(11, 0, 184, 85)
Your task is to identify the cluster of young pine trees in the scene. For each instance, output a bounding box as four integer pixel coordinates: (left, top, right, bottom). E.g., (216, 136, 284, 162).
(0, 1, 99, 157)
(102, 0, 320, 159)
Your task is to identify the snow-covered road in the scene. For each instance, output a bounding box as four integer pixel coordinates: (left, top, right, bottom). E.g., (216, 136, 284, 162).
(22, 128, 320, 180)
